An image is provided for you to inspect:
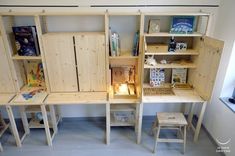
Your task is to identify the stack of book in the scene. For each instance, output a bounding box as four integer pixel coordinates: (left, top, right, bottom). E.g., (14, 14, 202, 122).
(12, 26, 40, 56)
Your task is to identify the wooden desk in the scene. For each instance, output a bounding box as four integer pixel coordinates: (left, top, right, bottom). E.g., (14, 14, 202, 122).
(43, 92, 109, 145)
(137, 89, 206, 144)
(6, 92, 51, 147)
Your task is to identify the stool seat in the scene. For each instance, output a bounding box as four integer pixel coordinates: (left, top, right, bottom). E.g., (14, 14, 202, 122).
(157, 112, 188, 126)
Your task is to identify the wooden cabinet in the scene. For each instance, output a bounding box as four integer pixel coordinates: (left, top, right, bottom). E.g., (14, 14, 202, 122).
(42, 34, 78, 92)
(42, 33, 106, 92)
(75, 33, 106, 91)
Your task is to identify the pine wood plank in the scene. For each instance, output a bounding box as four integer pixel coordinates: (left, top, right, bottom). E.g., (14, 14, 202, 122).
(0, 36, 15, 93)
(45, 92, 107, 105)
(42, 34, 78, 92)
(75, 33, 106, 91)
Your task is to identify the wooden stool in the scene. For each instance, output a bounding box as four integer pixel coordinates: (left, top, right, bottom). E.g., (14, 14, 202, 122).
(152, 112, 188, 154)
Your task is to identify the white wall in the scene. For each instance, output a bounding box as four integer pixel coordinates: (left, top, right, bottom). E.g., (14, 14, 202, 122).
(203, 0, 235, 155)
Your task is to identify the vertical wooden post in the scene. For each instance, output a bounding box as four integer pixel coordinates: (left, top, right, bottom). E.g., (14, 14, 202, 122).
(106, 102, 110, 145)
(194, 101, 207, 142)
(6, 106, 21, 147)
(187, 102, 195, 130)
(49, 105, 58, 134)
(40, 104, 52, 146)
(137, 102, 143, 144)
(19, 106, 30, 134)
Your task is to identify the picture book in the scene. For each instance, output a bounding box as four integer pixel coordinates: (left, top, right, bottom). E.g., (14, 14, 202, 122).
(12, 26, 40, 56)
(26, 61, 45, 87)
(171, 68, 187, 84)
(170, 16, 195, 34)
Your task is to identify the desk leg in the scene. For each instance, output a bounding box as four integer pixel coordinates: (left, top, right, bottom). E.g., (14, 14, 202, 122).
(40, 104, 52, 146)
(188, 103, 196, 130)
(19, 106, 30, 134)
(6, 106, 21, 147)
(106, 103, 110, 145)
(137, 102, 143, 144)
(194, 101, 207, 142)
(49, 105, 58, 134)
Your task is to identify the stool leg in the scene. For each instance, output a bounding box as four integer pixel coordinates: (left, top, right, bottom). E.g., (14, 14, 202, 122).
(0, 142, 3, 152)
(153, 125, 161, 153)
(183, 126, 187, 154)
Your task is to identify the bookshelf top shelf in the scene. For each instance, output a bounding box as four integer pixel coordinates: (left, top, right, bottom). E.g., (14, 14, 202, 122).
(144, 32, 203, 37)
(11, 54, 42, 60)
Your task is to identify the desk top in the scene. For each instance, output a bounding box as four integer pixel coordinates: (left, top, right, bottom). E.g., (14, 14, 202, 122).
(45, 92, 108, 105)
(143, 89, 205, 103)
(0, 94, 15, 105)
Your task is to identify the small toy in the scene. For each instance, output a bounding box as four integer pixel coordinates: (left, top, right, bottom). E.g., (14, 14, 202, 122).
(145, 55, 157, 66)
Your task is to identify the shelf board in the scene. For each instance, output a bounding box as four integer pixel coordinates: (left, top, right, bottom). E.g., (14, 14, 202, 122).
(12, 54, 42, 60)
(144, 32, 203, 37)
(109, 51, 138, 59)
(110, 104, 136, 112)
(144, 62, 196, 69)
(145, 47, 199, 56)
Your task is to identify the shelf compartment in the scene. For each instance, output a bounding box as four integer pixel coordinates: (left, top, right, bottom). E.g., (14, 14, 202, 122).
(145, 45, 199, 55)
(144, 62, 196, 69)
(28, 115, 60, 129)
(144, 32, 203, 37)
(110, 112, 135, 127)
(12, 54, 42, 60)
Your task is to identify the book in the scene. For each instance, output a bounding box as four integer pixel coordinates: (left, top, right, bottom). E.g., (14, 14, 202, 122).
(109, 27, 120, 56)
(170, 16, 195, 34)
(26, 61, 45, 87)
(12, 26, 40, 56)
(132, 31, 139, 56)
(171, 68, 187, 84)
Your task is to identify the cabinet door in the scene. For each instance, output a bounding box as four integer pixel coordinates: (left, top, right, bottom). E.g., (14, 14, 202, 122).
(42, 34, 78, 92)
(75, 33, 106, 91)
(189, 36, 224, 101)
(0, 36, 15, 93)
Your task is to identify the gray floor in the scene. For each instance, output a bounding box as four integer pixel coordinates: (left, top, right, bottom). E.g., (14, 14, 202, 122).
(0, 118, 223, 156)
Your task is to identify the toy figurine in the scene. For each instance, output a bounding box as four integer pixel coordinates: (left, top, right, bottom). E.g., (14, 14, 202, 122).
(168, 36, 176, 52)
(145, 55, 157, 66)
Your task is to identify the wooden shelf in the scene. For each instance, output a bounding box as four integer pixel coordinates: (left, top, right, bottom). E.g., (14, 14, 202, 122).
(109, 51, 138, 59)
(144, 62, 196, 69)
(12, 54, 42, 60)
(45, 92, 107, 105)
(145, 45, 199, 55)
(143, 89, 204, 103)
(144, 32, 203, 37)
